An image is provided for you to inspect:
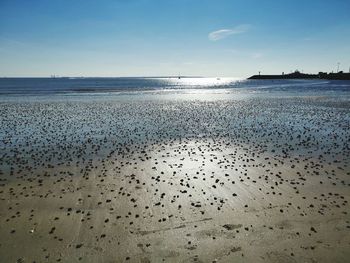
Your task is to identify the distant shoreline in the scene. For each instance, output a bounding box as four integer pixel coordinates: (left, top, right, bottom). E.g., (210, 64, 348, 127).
(1, 73, 350, 80)
(248, 71, 350, 80)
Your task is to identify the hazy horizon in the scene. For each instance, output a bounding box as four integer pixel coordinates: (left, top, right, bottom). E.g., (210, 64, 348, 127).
(1, 0, 350, 77)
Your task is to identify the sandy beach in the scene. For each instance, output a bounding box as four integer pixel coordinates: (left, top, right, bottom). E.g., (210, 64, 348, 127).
(0, 93, 349, 262)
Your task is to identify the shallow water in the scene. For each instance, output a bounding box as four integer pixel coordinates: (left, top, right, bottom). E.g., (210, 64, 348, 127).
(0, 78, 350, 101)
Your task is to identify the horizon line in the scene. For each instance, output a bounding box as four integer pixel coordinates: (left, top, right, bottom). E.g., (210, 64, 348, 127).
(0, 75, 246, 79)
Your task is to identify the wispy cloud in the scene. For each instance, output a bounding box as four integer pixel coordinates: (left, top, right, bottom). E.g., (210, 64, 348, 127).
(251, 52, 263, 59)
(208, 24, 251, 41)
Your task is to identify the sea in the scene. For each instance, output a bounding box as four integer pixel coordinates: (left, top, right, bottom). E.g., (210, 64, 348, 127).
(0, 77, 350, 101)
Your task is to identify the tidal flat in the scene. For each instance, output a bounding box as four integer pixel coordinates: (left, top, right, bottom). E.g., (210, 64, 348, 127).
(0, 91, 349, 262)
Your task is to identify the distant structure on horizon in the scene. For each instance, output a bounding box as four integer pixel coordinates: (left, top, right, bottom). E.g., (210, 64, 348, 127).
(248, 70, 350, 80)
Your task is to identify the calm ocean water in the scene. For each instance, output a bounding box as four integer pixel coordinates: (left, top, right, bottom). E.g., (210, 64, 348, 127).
(0, 77, 349, 99)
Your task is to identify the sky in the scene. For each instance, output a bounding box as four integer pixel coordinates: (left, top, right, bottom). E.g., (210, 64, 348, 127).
(0, 0, 350, 77)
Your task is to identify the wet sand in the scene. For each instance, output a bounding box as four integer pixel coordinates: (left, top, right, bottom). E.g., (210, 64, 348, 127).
(0, 96, 349, 262)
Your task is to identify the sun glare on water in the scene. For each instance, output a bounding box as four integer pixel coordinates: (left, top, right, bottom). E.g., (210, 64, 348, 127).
(166, 77, 242, 88)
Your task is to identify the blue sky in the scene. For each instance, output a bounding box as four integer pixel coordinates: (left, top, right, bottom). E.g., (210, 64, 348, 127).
(1, 0, 350, 77)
